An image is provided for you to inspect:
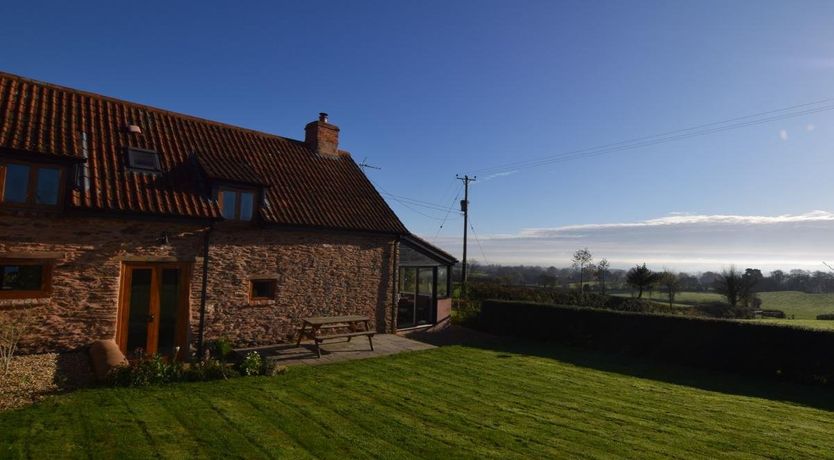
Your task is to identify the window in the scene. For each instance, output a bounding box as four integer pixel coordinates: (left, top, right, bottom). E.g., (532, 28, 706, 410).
(437, 266, 449, 298)
(250, 279, 276, 301)
(127, 148, 161, 172)
(0, 161, 62, 207)
(218, 188, 255, 221)
(0, 259, 53, 299)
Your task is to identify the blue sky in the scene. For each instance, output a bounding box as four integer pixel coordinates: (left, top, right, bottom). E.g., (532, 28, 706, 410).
(3, 0, 834, 271)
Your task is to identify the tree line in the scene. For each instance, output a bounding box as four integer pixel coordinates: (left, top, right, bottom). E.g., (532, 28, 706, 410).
(455, 251, 834, 295)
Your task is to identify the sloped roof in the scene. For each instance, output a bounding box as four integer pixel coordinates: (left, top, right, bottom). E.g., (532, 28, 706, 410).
(402, 233, 458, 264)
(0, 71, 407, 234)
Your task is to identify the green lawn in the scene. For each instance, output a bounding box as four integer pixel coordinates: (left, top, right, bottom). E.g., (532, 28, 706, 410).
(2, 344, 834, 458)
(756, 291, 834, 319)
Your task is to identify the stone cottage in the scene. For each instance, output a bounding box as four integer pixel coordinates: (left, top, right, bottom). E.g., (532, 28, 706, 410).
(0, 71, 456, 357)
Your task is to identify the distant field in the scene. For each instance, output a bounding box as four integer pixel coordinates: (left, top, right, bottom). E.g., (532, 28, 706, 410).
(611, 291, 721, 307)
(615, 290, 834, 320)
(757, 291, 834, 319)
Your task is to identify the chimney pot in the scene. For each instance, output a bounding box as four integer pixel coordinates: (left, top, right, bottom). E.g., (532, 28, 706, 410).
(319, 112, 329, 123)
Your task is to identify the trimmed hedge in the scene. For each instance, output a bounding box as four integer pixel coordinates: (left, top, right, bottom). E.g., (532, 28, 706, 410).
(759, 309, 786, 319)
(817, 313, 834, 321)
(480, 300, 834, 385)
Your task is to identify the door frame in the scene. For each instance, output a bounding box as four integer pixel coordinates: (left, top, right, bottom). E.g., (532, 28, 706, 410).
(116, 262, 192, 357)
(397, 265, 438, 329)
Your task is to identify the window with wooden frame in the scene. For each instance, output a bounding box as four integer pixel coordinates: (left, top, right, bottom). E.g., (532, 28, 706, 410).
(249, 279, 276, 301)
(0, 259, 54, 299)
(0, 160, 63, 207)
(218, 187, 256, 221)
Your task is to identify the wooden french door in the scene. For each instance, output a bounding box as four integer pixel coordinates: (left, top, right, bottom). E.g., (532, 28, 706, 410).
(117, 263, 191, 358)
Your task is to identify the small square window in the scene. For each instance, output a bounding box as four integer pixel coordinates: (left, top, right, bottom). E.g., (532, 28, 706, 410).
(0, 259, 53, 299)
(250, 279, 276, 300)
(127, 148, 161, 172)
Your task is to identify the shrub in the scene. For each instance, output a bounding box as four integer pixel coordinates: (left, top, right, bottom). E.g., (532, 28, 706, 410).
(759, 309, 786, 319)
(478, 300, 834, 385)
(603, 296, 683, 314)
(453, 298, 482, 327)
(239, 351, 263, 376)
(817, 313, 834, 321)
(0, 308, 38, 374)
(108, 354, 183, 386)
(184, 358, 238, 381)
(690, 301, 754, 319)
(208, 338, 234, 361)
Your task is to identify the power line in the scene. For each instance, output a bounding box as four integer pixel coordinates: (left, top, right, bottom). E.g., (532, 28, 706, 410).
(469, 220, 489, 266)
(379, 191, 457, 212)
(366, 177, 453, 220)
(468, 97, 834, 176)
(433, 182, 464, 241)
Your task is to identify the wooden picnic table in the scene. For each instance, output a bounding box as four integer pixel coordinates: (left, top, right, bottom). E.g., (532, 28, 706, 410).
(296, 315, 375, 358)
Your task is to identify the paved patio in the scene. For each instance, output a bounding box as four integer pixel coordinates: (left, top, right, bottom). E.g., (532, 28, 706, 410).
(237, 334, 435, 367)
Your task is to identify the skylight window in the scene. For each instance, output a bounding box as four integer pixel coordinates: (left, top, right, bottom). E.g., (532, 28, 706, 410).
(127, 148, 161, 172)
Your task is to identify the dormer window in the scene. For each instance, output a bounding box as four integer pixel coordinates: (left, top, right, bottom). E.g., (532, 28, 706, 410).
(127, 148, 161, 172)
(218, 187, 255, 221)
(0, 160, 62, 207)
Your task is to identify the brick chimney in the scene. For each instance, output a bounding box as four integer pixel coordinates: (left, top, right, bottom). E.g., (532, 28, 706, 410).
(305, 112, 340, 157)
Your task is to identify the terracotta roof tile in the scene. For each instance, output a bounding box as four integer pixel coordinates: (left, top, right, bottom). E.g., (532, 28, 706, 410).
(0, 71, 407, 234)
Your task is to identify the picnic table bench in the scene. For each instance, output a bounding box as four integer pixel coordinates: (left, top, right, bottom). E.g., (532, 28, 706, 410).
(296, 315, 375, 358)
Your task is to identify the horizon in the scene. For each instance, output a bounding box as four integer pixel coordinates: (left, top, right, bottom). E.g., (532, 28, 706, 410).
(3, 1, 834, 270)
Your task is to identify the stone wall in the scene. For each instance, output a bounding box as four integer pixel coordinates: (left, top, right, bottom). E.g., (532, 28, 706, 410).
(0, 213, 397, 354)
(0, 214, 205, 353)
(201, 223, 397, 347)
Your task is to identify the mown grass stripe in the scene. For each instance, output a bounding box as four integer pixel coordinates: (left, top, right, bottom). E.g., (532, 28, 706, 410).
(311, 357, 593, 459)
(3, 344, 834, 458)
(241, 384, 380, 459)
(284, 371, 497, 459)
(338, 352, 644, 454)
(324, 346, 832, 458)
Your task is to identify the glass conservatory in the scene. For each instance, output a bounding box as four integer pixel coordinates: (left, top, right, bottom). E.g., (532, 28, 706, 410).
(397, 236, 457, 330)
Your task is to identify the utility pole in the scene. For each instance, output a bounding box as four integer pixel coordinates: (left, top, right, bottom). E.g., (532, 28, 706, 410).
(457, 174, 476, 296)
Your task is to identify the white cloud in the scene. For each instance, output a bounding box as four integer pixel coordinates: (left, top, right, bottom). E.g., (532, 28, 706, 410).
(476, 170, 518, 183)
(518, 210, 834, 237)
(806, 124, 816, 132)
(779, 129, 789, 141)
(426, 211, 834, 272)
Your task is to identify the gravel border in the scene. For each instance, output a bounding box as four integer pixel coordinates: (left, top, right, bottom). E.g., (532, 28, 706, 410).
(0, 352, 94, 411)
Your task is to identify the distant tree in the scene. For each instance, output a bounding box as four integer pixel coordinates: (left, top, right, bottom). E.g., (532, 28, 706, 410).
(769, 269, 785, 290)
(699, 271, 721, 290)
(739, 269, 762, 307)
(715, 267, 748, 307)
(658, 271, 680, 308)
(677, 272, 699, 292)
(626, 263, 657, 298)
(597, 259, 610, 295)
(571, 248, 593, 293)
(537, 273, 557, 287)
